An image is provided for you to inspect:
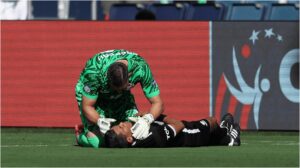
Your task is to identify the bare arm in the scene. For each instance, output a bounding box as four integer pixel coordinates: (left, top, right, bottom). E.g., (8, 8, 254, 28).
(162, 116, 185, 134)
(82, 96, 99, 124)
(147, 95, 164, 120)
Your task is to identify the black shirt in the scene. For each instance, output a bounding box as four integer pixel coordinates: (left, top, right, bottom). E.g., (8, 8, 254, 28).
(131, 120, 211, 148)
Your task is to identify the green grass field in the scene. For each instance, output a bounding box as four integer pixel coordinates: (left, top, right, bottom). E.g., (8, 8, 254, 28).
(1, 128, 299, 167)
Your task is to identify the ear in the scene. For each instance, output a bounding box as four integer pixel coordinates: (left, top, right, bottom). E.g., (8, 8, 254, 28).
(127, 136, 133, 143)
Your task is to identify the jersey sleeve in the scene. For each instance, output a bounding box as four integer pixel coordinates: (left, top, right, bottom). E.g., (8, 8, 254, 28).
(140, 64, 160, 98)
(80, 58, 101, 99)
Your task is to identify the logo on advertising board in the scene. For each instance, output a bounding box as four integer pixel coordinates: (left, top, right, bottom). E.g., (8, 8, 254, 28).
(212, 22, 299, 130)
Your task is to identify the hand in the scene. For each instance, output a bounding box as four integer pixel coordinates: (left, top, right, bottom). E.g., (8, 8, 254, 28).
(135, 111, 148, 117)
(130, 114, 154, 140)
(97, 118, 116, 134)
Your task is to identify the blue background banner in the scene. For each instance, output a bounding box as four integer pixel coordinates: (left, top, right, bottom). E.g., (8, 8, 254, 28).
(212, 22, 299, 130)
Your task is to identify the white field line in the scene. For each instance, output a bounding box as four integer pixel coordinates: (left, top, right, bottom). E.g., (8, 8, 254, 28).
(0, 144, 71, 148)
(271, 142, 300, 146)
(242, 140, 299, 146)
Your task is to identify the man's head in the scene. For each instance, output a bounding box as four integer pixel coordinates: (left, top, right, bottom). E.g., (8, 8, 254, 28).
(107, 62, 129, 92)
(104, 122, 133, 148)
(135, 9, 156, 20)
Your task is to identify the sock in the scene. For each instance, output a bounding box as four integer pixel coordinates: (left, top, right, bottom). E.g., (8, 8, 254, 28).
(209, 126, 229, 145)
(219, 134, 231, 146)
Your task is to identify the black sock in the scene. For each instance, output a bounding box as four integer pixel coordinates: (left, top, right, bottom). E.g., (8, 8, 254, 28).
(209, 126, 229, 145)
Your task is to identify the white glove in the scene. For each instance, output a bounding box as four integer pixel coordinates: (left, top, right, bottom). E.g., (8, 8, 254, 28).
(97, 118, 116, 134)
(128, 116, 139, 123)
(130, 114, 154, 140)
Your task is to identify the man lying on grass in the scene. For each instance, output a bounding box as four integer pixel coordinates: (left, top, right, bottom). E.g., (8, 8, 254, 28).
(104, 113, 241, 148)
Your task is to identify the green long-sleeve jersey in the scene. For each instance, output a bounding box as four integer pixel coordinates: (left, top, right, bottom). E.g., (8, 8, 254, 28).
(76, 49, 160, 101)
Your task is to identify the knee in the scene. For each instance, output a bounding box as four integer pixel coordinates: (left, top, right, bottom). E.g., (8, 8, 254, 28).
(206, 117, 218, 132)
(77, 132, 101, 148)
(86, 132, 100, 148)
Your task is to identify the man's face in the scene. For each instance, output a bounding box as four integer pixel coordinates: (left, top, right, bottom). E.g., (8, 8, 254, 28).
(111, 122, 133, 138)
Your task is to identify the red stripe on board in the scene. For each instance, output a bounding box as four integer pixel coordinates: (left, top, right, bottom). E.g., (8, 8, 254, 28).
(214, 74, 227, 122)
(228, 95, 238, 116)
(240, 105, 252, 129)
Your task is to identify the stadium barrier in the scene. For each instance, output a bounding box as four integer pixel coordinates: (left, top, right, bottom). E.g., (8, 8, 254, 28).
(2, 21, 298, 130)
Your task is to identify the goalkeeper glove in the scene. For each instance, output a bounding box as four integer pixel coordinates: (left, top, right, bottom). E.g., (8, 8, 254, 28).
(97, 118, 116, 134)
(130, 113, 154, 140)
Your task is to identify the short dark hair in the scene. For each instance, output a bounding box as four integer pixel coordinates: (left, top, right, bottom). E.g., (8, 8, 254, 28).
(135, 10, 156, 20)
(107, 62, 128, 90)
(104, 130, 130, 148)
